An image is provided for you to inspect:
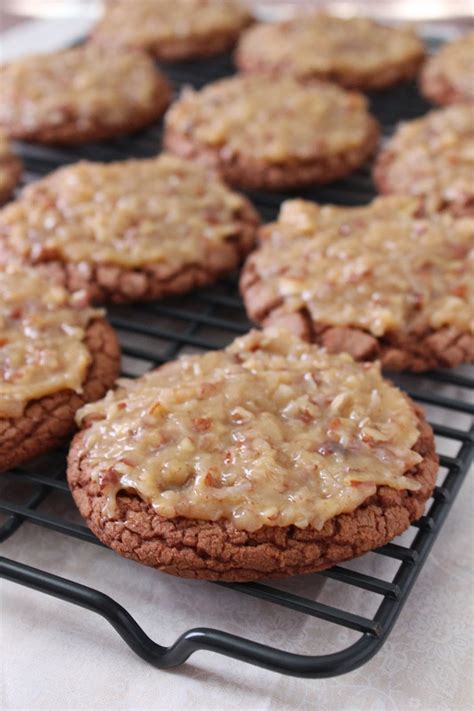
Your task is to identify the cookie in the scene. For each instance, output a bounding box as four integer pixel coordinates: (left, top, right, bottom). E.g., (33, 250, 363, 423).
(0, 267, 120, 472)
(67, 328, 437, 582)
(374, 104, 474, 217)
(235, 14, 425, 90)
(421, 31, 474, 105)
(0, 45, 171, 144)
(240, 197, 474, 372)
(91, 0, 252, 61)
(164, 75, 379, 191)
(0, 129, 21, 204)
(0, 154, 259, 304)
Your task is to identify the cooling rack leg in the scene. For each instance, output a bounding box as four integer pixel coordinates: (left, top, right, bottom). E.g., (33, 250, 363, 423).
(0, 555, 382, 678)
(0, 555, 174, 662)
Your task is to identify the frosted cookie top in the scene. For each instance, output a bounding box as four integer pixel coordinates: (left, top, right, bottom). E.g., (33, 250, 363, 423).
(236, 14, 424, 87)
(93, 0, 251, 49)
(77, 328, 422, 532)
(165, 75, 376, 162)
(422, 31, 474, 103)
(0, 154, 250, 268)
(376, 105, 474, 216)
(0, 45, 168, 136)
(0, 268, 101, 418)
(243, 196, 474, 337)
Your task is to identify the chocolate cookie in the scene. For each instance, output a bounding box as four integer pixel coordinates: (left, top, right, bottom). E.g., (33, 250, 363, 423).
(0, 268, 120, 472)
(374, 104, 474, 217)
(67, 329, 437, 582)
(0, 154, 259, 304)
(91, 0, 252, 61)
(240, 197, 474, 371)
(164, 75, 379, 191)
(235, 14, 425, 90)
(0, 45, 171, 144)
(421, 31, 474, 105)
(0, 129, 21, 204)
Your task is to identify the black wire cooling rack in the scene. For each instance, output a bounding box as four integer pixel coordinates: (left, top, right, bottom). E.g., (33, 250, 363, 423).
(1, 44, 473, 679)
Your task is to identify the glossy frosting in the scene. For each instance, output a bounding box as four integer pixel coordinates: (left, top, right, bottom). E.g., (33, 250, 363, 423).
(77, 329, 422, 532)
(0, 268, 101, 418)
(0, 154, 248, 268)
(246, 196, 474, 337)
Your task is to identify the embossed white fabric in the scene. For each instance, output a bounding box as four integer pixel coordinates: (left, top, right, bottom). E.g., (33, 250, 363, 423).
(1, 469, 472, 710)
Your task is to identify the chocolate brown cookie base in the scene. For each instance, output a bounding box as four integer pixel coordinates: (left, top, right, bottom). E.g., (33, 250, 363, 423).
(241, 271, 474, 372)
(0, 319, 120, 472)
(0, 154, 22, 204)
(163, 120, 379, 191)
(67, 405, 437, 582)
(19, 201, 259, 304)
(2, 83, 171, 146)
(374, 149, 474, 217)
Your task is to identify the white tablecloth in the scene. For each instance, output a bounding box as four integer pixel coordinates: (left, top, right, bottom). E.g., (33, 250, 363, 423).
(2, 473, 471, 711)
(1, 15, 473, 711)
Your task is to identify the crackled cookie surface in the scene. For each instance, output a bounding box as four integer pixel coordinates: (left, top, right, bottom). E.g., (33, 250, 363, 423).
(164, 75, 379, 190)
(68, 328, 437, 581)
(0, 45, 171, 144)
(374, 104, 474, 216)
(241, 197, 474, 371)
(235, 14, 424, 89)
(0, 129, 21, 204)
(0, 267, 120, 471)
(0, 154, 259, 303)
(421, 31, 474, 105)
(92, 0, 252, 60)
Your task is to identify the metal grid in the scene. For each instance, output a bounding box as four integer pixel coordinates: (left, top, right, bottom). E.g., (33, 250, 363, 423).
(1, 47, 473, 678)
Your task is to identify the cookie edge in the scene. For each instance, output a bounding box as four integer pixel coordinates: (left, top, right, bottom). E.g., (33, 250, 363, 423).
(91, 17, 253, 61)
(163, 117, 380, 191)
(0, 197, 260, 304)
(0, 154, 22, 205)
(235, 30, 425, 91)
(0, 59, 171, 145)
(0, 318, 121, 472)
(373, 145, 474, 217)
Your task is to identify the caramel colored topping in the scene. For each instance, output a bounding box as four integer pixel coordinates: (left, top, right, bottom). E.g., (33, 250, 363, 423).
(0, 268, 101, 418)
(237, 14, 423, 81)
(0, 45, 165, 133)
(380, 105, 474, 214)
(0, 154, 248, 268)
(424, 31, 474, 100)
(248, 196, 474, 337)
(165, 75, 375, 162)
(93, 0, 251, 47)
(77, 329, 422, 532)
